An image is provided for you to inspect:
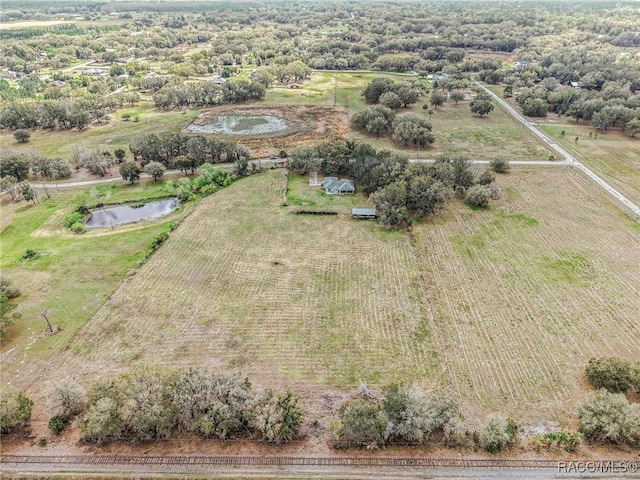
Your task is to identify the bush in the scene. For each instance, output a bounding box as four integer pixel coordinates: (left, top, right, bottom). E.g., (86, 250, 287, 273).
(64, 212, 84, 229)
(0, 275, 20, 299)
(489, 158, 510, 173)
(253, 390, 305, 444)
(477, 414, 519, 453)
(586, 357, 640, 394)
(70, 222, 87, 234)
(333, 399, 388, 448)
(0, 389, 34, 434)
(13, 129, 31, 143)
(578, 390, 640, 446)
(476, 169, 495, 185)
(465, 185, 491, 208)
(47, 378, 85, 420)
(530, 431, 583, 452)
(48, 415, 66, 434)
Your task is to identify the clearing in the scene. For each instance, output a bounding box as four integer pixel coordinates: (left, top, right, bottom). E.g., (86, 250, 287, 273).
(6, 168, 637, 433)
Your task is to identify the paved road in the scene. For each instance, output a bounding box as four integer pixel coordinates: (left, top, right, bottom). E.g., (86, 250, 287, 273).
(475, 82, 640, 218)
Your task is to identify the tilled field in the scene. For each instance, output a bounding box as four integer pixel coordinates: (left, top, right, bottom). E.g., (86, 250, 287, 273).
(18, 167, 640, 430)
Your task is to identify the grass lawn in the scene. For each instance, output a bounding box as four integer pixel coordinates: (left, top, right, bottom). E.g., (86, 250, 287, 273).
(286, 173, 372, 213)
(0, 179, 191, 391)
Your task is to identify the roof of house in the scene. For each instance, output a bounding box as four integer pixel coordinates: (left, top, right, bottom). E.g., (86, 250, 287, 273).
(323, 178, 355, 194)
(352, 208, 377, 217)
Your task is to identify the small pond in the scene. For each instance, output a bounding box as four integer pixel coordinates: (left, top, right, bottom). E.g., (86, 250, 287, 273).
(187, 114, 288, 135)
(85, 198, 178, 229)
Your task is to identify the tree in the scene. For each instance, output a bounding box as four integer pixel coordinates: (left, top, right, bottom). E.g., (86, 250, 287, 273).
(47, 378, 85, 430)
(119, 162, 142, 183)
(0, 155, 30, 181)
(451, 156, 475, 189)
(465, 185, 491, 208)
(477, 169, 496, 185)
(478, 414, 519, 453)
(378, 91, 402, 110)
(144, 161, 166, 181)
(0, 389, 33, 434)
(0, 275, 20, 337)
(489, 158, 510, 173)
(470, 97, 494, 116)
(114, 148, 126, 163)
(578, 390, 640, 446)
(333, 399, 388, 448)
(503, 85, 513, 98)
(624, 118, 640, 137)
(449, 91, 465, 104)
(18, 181, 37, 203)
(362, 77, 395, 104)
(253, 390, 305, 444)
(522, 98, 548, 117)
(396, 85, 420, 107)
(370, 181, 411, 228)
(430, 91, 447, 108)
(586, 357, 640, 394)
(13, 129, 31, 143)
(407, 176, 449, 217)
(0, 175, 19, 201)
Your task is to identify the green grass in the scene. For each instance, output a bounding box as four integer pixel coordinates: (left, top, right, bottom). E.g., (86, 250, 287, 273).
(0, 180, 189, 384)
(286, 173, 372, 211)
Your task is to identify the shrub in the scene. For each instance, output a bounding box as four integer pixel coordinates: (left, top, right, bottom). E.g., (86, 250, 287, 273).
(333, 399, 388, 448)
(13, 129, 31, 143)
(0, 275, 20, 299)
(21, 249, 39, 261)
(70, 222, 87, 234)
(0, 389, 34, 434)
(578, 390, 640, 446)
(465, 185, 491, 208)
(48, 415, 66, 434)
(478, 414, 519, 453)
(586, 357, 640, 394)
(253, 390, 305, 444)
(489, 158, 510, 173)
(47, 378, 85, 420)
(530, 431, 583, 452)
(64, 212, 84, 229)
(476, 169, 495, 185)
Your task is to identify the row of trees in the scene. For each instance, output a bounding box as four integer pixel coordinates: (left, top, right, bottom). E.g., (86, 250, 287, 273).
(362, 78, 424, 107)
(0, 153, 73, 201)
(128, 132, 251, 168)
(152, 79, 265, 109)
(5, 377, 635, 449)
(0, 275, 21, 338)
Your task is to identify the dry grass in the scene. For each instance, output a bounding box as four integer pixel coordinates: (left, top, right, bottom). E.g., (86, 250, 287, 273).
(412, 168, 639, 422)
(6, 168, 638, 430)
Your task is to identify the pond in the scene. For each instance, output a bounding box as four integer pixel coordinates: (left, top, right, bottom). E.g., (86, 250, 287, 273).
(187, 114, 289, 135)
(85, 198, 179, 229)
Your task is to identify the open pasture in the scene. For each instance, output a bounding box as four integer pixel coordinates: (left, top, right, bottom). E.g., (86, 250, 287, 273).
(23, 167, 639, 425)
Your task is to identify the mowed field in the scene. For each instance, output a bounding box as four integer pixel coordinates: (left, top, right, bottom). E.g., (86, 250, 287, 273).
(28, 167, 639, 425)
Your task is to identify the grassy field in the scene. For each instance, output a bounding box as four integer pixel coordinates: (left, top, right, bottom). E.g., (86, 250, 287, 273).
(0, 179, 191, 392)
(9, 168, 636, 429)
(0, 102, 200, 159)
(485, 85, 640, 205)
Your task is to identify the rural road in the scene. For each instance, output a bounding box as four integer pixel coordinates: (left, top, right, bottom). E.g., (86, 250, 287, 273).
(475, 82, 640, 218)
(36, 159, 566, 190)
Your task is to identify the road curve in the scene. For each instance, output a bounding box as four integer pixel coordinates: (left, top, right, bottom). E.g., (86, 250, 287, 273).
(475, 82, 640, 219)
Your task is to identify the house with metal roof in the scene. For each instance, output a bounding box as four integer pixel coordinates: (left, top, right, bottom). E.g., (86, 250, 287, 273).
(321, 177, 355, 195)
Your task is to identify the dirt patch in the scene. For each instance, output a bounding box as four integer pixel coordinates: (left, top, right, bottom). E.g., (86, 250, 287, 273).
(185, 105, 349, 158)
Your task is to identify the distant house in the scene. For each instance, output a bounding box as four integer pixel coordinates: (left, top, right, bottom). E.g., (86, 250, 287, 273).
(50, 80, 67, 88)
(321, 177, 355, 195)
(352, 208, 377, 219)
(288, 83, 301, 89)
(570, 81, 585, 89)
(208, 76, 226, 84)
(514, 61, 530, 69)
(83, 68, 106, 76)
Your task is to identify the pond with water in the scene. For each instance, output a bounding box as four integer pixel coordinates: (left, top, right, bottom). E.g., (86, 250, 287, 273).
(187, 114, 288, 135)
(85, 198, 179, 228)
